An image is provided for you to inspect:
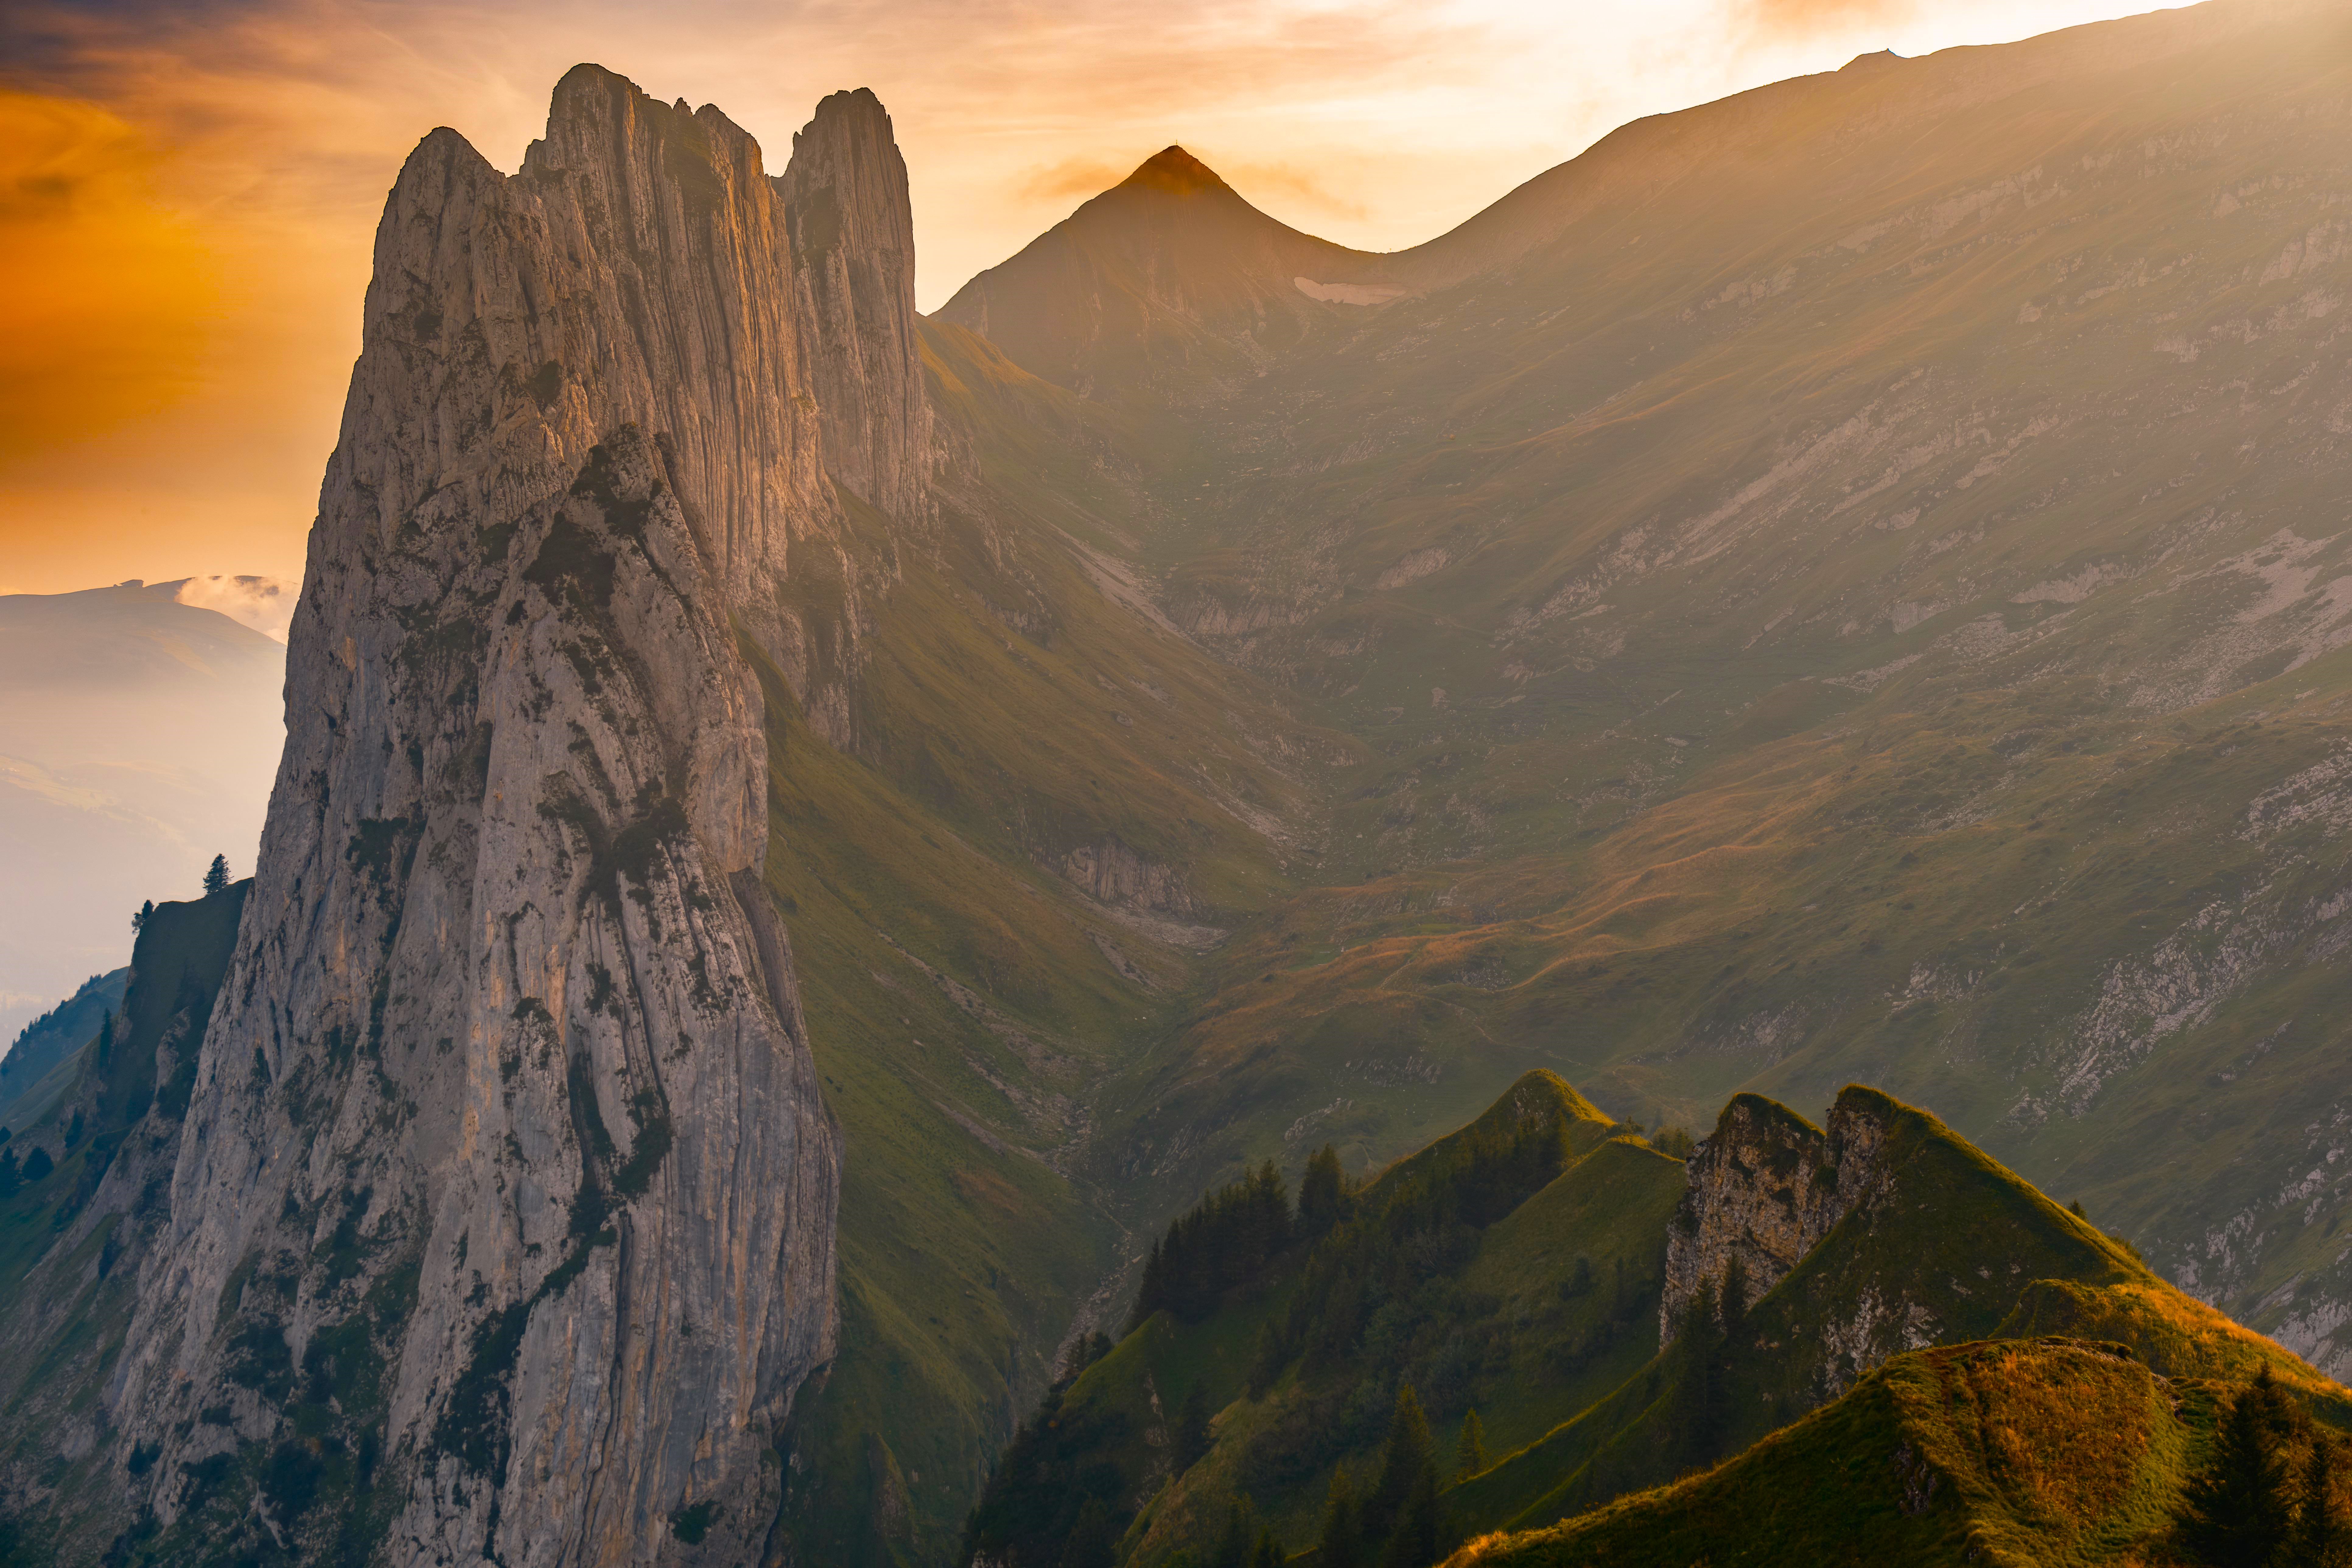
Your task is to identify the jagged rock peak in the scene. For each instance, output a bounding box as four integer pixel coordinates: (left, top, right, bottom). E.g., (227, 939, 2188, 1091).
(1120, 144, 1231, 196)
(88, 60, 920, 1564)
(341, 61, 927, 745)
(778, 86, 933, 524)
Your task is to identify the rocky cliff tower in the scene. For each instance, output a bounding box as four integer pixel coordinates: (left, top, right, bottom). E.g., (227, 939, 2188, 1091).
(95, 67, 928, 1565)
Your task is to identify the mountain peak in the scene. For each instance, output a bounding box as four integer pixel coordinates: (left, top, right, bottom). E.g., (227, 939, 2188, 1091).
(1120, 145, 1229, 196)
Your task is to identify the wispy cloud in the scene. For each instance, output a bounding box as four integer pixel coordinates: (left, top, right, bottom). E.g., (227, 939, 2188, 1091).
(1015, 156, 1138, 203)
(1729, 0, 1920, 37)
(176, 574, 298, 642)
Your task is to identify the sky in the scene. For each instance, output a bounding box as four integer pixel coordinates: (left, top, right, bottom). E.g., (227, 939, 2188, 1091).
(0, 0, 2177, 595)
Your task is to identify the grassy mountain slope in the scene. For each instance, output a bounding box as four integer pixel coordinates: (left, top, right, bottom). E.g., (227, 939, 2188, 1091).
(1453, 1087, 2285, 1533)
(1460, 1338, 2224, 1568)
(960, 1071, 1674, 1566)
(916, 0, 2352, 1379)
(964, 1072, 2352, 1568)
(0, 970, 125, 1135)
(761, 321, 1335, 1564)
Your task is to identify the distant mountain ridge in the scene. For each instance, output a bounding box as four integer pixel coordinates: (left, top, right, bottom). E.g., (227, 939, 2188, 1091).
(928, 0, 2352, 1395)
(936, 144, 1396, 401)
(0, 968, 125, 1134)
(0, 581, 283, 1046)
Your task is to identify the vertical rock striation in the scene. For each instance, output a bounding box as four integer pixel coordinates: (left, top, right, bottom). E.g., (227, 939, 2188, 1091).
(777, 89, 933, 525)
(93, 63, 928, 1565)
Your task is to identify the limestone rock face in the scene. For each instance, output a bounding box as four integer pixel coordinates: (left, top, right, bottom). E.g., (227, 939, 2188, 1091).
(93, 62, 932, 1565)
(1661, 1090, 1910, 1343)
(777, 88, 933, 525)
(1660, 1094, 1846, 1344)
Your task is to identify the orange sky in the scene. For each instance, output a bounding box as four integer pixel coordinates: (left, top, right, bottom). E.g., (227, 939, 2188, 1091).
(0, 0, 2171, 594)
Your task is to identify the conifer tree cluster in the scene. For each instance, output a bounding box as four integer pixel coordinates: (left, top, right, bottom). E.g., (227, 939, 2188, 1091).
(1672, 1256, 1749, 1470)
(1203, 1494, 1284, 1568)
(1130, 1160, 1298, 1329)
(1455, 1409, 1488, 1480)
(1315, 1387, 1453, 1568)
(1250, 1110, 1570, 1391)
(2177, 1366, 2349, 1567)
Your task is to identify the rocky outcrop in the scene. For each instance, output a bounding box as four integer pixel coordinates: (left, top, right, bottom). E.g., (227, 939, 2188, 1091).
(778, 89, 932, 525)
(1059, 835, 1198, 915)
(1660, 1094, 1843, 1344)
(1661, 1088, 1907, 1346)
(84, 63, 937, 1565)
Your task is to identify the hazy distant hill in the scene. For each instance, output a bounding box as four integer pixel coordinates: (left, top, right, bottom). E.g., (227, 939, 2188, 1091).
(0, 967, 124, 1133)
(0, 580, 283, 1040)
(938, 146, 1398, 403)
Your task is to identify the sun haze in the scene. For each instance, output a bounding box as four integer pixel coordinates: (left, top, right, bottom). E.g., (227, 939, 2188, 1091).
(0, 0, 2158, 594)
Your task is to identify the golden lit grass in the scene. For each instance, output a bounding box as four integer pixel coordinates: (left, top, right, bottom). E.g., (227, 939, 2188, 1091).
(1457, 1339, 2200, 1568)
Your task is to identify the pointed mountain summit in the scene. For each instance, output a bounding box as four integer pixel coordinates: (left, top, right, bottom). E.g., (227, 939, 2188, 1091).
(937, 146, 1401, 400)
(1119, 144, 1229, 196)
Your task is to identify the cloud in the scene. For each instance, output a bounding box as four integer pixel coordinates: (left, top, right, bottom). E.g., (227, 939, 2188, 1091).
(176, 574, 299, 642)
(1015, 156, 1136, 203)
(1220, 160, 1369, 223)
(1724, 0, 1921, 40)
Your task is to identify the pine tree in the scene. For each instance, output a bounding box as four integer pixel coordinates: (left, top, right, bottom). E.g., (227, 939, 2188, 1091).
(1318, 1463, 1363, 1568)
(1673, 1278, 1726, 1469)
(1720, 1255, 1749, 1350)
(202, 854, 230, 897)
(1367, 1385, 1435, 1540)
(1378, 1461, 1443, 1568)
(1455, 1409, 1489, 1480)
(1209, 1494, 1259, 1568)
(131, 899, 153, 935)
(2293, 1428, 2347, 1566)
(2178, 1368, 2295, 1567)
(1058, 1497, 1119, 1568)
(1249, 1529, 1284, 1568)
(1130, 1237, 1168, 1332)
(1300, 1144, 1349, 1236)
(1174, 1381, 1212, 1473)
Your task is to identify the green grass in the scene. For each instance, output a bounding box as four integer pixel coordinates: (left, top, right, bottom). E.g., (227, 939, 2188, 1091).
(1464, 1338, 2211, 1568)
(759, 323, 1337, 1564)
(970, 1064, 2352, 1568)
(966, 1073, 1692, 1566)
